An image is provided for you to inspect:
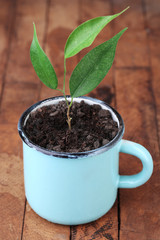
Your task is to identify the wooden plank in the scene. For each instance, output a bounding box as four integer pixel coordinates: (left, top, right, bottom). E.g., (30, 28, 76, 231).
(0, 0, 47, 239)
(113, 0, 149, 67)
(22, 0, 79, 239)
(113, 0, 145, 30)
(0, 0, 15, 100)
(0, 82, 39, 124)
(144, 0, 160, 146)
(71, 208, 118, 240)
(0, 124, 21, 156)
(0, 0, 47, 123)
(5, 0, 47, 85)
(115, 68, 160, 239)
(39, 0, 114, 106)
(145, 0, 160, 30)
(0, 1, 26, 239)
(115, 29, 149, 68)
(114, 1, 160, 238)
(144, 3, 160, 237)
(39, 0, 80, 100)
(23, 204, 69, 240)
(70, 0, 119, 239)
(79, 0, 114, 106)
(0, 153, 25, 240)
(148, 34, 160, 143)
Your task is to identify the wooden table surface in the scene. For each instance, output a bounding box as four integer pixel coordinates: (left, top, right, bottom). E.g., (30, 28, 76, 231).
(0, 0, 160, 239)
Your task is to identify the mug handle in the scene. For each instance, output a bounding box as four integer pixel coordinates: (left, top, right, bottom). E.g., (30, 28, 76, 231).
(118, 140, 153, 188)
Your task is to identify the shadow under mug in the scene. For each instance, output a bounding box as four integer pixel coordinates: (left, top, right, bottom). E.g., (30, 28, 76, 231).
(18, 96, 153, 225)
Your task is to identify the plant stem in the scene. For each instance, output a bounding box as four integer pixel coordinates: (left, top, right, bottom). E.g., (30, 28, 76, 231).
(62, 58, 69, 106)
(57, 88, 69, 106)
(63, 58, 66, 93)
(67, 97, 73, 130)
(57, 58, 73, 130)
(63, 57, 72, 129)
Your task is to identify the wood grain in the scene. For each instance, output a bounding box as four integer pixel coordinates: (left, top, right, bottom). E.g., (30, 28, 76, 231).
(5, 0, 47, 85)
(0, 0, 15, 97)
(80, 0, 114, 106)
(0, 1, 26, 240)
(0, 0, 160, 239)
(71, 208, 118, 240)
(0, 0, 47, 124)
(115, 69, 160, 239)
(0, 82, 39, 124)
(0, 0, 47, 239)
(113, 1, 160, 239)
(0, 153, 25, 240)
(145, 0, 160, 30)
(39, 0, 80, 100)
(149, 33, 160, 146)
(0, 124, 21, 156)
(144, 0, 160, 148)
(70, 0, 118, 239)
(113, 0, 145, 31)
(23, 204, 70, 240)
(22, 0, 79, 239)
(113, 0, 149, 67)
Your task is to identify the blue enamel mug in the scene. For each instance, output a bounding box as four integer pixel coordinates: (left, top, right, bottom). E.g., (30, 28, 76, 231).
(18, 96, 153, 225)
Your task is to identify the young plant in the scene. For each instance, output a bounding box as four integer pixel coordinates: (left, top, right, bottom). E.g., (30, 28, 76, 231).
(30, 7, 129, 130)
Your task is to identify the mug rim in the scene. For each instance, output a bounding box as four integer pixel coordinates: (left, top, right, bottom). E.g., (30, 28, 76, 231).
(18, 96, 125, 159)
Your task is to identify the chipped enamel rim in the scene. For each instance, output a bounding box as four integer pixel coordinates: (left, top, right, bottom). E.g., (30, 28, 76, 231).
(18, 96, 124, 159)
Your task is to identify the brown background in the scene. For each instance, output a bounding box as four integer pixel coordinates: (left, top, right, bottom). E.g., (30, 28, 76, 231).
(0, 0, 160, 239)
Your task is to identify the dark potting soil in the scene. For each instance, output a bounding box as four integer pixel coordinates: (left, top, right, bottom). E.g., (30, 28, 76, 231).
(24, 100, 119, 153)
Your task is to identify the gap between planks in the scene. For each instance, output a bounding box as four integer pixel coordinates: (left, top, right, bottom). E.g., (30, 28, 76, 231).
(21, 198, 27, 240)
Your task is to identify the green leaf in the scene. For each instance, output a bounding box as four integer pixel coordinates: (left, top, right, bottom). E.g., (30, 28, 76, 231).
(30, 23, 58, 89)
(69, 28, 127, 98)
(65, 7, 129, 59)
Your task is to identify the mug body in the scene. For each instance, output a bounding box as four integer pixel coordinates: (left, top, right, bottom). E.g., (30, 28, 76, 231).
(18, 96, 124, 225)
(23, 141, 121, 225)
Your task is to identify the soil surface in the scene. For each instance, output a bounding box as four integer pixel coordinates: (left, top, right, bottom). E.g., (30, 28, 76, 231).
(24, 100, 119, 153)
